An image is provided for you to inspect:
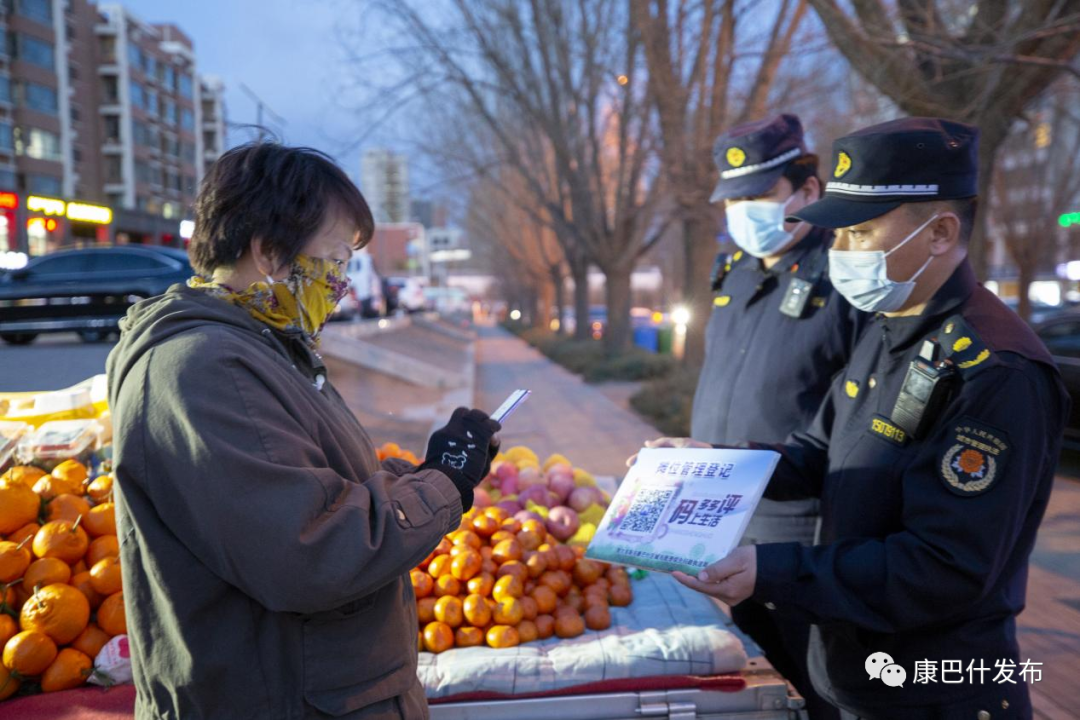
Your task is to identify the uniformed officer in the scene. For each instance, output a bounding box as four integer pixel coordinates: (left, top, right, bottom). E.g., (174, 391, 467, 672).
(683, 113, 864, 719)
(668, 118, 1069, 719)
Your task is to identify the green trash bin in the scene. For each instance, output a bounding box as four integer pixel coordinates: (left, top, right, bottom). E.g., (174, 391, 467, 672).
(657, 325, 674, 354)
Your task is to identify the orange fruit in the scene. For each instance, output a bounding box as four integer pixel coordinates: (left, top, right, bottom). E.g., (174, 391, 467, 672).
(479, 546, 494, 561)
(462, 594, 492, 627)
(33, 520, 89, 564)
(499, 518, 523, 534)
(521, 519, 547, 536)
(517, 619, 539, 644)
(416, 597, 437, 625)
(489, 530, 515, 547)
(68, 572, 103, 611)
(495, 561, 528, 585)
(1, 466, 46, 488)
(433, 575, 461, 598)
(45, 494, 91, 524)
(563, 590, 585, 613)
(422, 621, 454, 653)
(535, 614, 555, 640)
(0, 483, 40, 535)
(411, 570, 434, 599)
(471, 514, 499, 538)
(3, 630, 58, 675)
(86, 536, 120, 567)
(584, 593, 609, 611)
(23, 558, 72, 593)
(41, 647, 93, 692)
(555, 612, 585, 639)
(455, 626, 484, 647)
(493, 598, 524, 626)
(530, 586, 558, 614)
(86, 475, 114, 503)
(51, 460, 89, 489)
(480, 558, 498, 576)
(519, 596, 539, 621)
(450, 530, 481, 550)
(466, 572, 495, 598)
(539, 571, 571, 597)
(427, 555, 452, 579)
(32, 475, 82, 501)
(492, 575, 524, 602)
(608, 584, 633, 607)
(96, 592, 126, 637)
(517, 530, 543, 552)
(450, 550, 482, 581)
(554, 546, 576, 572)
(524, 552, 548, 579)
(483, 507, 509, 523)
(6, 523, 40, 547)
(70, 623, 109, 660)
(492, 539, 523, 565)
(573, 559, 603, 586)
(0, 662, 18, 700)
(0, 615, 17, 649)
(0, 538, 32, 583)
(607, 566, 630, 586)
(82, 503, 116, 538)
(89, 557, 123, 596)
(485, 625, 520, 649)
(585, 605, 612, 631)
(433, 596, 464, 628)
(20, 584, 90, 645)
(71, 560, 88, 576)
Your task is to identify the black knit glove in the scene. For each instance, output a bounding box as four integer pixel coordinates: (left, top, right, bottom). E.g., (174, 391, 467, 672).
(420, 408, 501, 511)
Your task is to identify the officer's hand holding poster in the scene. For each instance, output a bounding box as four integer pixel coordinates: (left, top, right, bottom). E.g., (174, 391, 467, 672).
(585, 448, 779, 574)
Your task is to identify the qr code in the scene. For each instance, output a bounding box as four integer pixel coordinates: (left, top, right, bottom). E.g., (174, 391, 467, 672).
(621, 487, 676, 534)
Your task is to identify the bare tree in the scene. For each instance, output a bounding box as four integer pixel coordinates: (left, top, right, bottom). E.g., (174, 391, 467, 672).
(992, 82, 1080, 321)
(807, 0, 1080, 277)
(632, 0, 810, 365)
(362, 0, 668, 353)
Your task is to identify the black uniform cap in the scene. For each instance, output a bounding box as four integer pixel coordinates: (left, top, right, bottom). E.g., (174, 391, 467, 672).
(710, 114, 807, 202)
(788, 117, 979, 228)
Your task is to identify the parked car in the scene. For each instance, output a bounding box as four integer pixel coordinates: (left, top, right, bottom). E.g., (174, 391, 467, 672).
(386, 276, 428, 314)
(424, 286, 470, 316)
(1034, 313, 1080, 447)
(0, 246, 194, 345)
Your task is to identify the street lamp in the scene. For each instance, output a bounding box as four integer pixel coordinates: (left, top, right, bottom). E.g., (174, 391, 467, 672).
(671, 305, 691, 360)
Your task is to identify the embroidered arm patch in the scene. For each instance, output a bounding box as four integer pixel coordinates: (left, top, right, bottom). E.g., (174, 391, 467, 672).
(939, 416, 1010, 497)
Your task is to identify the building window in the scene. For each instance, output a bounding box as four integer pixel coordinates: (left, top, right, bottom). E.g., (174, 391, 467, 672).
(68, 64, 78, 81)
(0, 76, 10, 104)
(144, 55, 156, 79)
(0, 169, 15, 191)
(20, 82, 58, 115)
(16, 35, 55, 70)
(127, 43, 141, 71)
(180, 108, 194, 132)
(16, 0, 52, 25)
(164, 65, 175, 90)
(0, 123, 12, 151)
(130, 80, 143, 109)
(27, 174, 61, 195)
(105, 157, 122, 184)
(163, 99, 176, 126)
(145, 89, 157, 116)
(70, 104, 80, 122)
(179, 73, 193, 99)
(16, 127, 62, 162)
(103, 116, 120, 143)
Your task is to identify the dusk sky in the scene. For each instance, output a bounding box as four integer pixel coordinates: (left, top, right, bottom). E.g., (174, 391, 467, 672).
(120, 0, 398, 186)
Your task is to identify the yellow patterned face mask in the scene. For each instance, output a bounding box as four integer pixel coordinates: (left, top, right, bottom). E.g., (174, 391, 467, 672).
(189, 254, 351, 343)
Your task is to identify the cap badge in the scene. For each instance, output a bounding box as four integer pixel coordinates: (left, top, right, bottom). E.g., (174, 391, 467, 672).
(834, 151, 852, 178)
(726, 147, 746, 168)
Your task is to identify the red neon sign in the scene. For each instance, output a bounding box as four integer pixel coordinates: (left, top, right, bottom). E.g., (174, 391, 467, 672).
(0, 193, 18, 210)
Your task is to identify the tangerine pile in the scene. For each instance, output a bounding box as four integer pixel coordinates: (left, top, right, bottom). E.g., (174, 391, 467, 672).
(376, 442, 422, 466)
(0, 460, 126, 700)
(412, 504, 633, 654)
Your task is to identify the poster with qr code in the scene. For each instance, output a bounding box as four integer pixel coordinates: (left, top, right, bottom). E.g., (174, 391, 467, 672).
(585, 447, 779, 574)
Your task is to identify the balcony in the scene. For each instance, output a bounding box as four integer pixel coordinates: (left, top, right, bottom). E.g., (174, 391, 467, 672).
(98, 64, 119, 76)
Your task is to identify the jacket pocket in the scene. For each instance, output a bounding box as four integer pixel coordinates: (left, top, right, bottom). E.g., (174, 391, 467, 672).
(301, 580, 417, 716)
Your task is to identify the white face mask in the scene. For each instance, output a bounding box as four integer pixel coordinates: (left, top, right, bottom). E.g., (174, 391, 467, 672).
(828, 214, 939, 313)
(725, 193, 805, 258)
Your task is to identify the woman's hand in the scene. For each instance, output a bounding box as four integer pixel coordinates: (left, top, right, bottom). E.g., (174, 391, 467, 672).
(423, 408, 502, 488)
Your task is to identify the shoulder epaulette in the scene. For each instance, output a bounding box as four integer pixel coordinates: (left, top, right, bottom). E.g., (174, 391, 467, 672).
(937, 314, 996, 376)
(711, 250, 745, 291)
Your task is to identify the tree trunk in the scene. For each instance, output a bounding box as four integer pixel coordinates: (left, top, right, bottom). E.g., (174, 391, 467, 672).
(682, 211, 719, 367)
(602, 264, 634, 356)
(535, 279, 555, 330)
(551, 264, 567, 336)
(1017, 259, 1035, 324)
(570, 259, 591, 340)
(969, 121, 1008, 281)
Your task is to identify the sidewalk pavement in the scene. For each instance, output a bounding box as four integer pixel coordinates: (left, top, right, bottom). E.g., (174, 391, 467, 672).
(469, 325, 1080, 720)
